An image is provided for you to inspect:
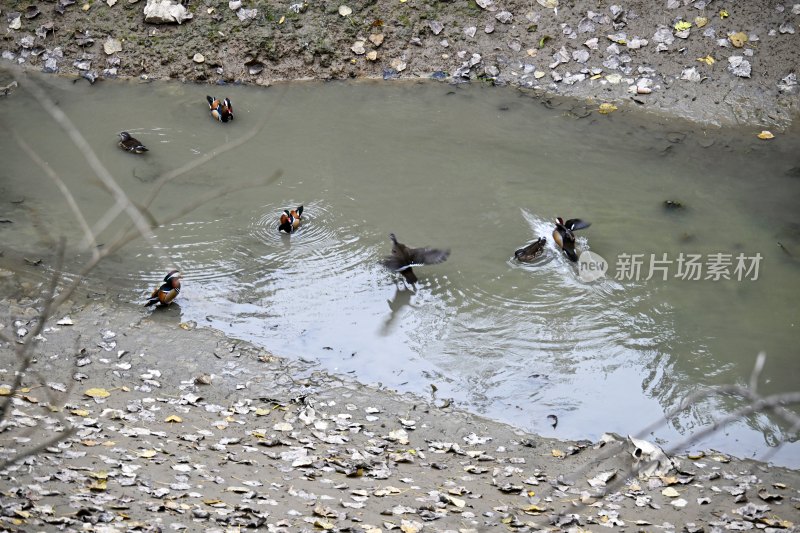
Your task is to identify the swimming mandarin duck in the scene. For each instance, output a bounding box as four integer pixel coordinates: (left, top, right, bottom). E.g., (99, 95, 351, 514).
(206, 95, 233, 123)
(553, 217, 591, 262)
(278, 205, 303, 233)
(144, 270, 182, 306)
(514, 236, 547, 262)
(382, 233, 450, 284)
(117, 131, 148, 154)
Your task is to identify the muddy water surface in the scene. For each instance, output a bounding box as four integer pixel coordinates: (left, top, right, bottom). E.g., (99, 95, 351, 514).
(2, 78, 799, 466)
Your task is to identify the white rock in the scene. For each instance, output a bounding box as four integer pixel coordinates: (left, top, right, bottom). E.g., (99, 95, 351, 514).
(351, 41, 365, 54)
(338, 5, 351, 16)
(728, 56, 751, 78)
(9, 14, 22, 30)
(236, 8, 257, 21)
(143, 0, 193, 24)
(390, 58, 406, 72)
(464, 26, 477, 38)
(228, 0, 241, 9)
(495, 11, 513, 23)
(794, 4, 800, 15)
(653, 26, 674, 45)
(103, 37, 122, 55)
(680, 66, 701, 81)
(475, 0, 493, 8)
(429, 20, 444, 35)
(192, 53, 204, 63)
(572, 49, 589, 63)
(584, 37, 599, 50)
(605, 73, 622, 84)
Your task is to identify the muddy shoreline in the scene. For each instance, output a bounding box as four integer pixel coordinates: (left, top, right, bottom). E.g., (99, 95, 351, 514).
(1, 276, 800, 531)
(1, 0, 799, 128)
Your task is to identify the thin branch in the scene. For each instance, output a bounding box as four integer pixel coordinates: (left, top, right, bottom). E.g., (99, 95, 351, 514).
(9, 69, 169, 266)
(11, 130, 100, 261)
(0, 426, 77, 471)
(86, 85, 286, 248)
(0, 239, 66, 423)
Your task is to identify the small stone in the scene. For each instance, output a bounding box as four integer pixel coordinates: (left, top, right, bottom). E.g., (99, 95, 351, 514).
(193, 53, 205, 63)
(727, 56, 751, 78)
(779, 23, 796, 34)
(103, 37, 122, 55)
(8, 13, 22, 30)
(508, 40, 521, 52)
(605, 73, 622, 84)
(484, 23, 494, 34)
(464, 26, 476, 38)
(369, 33, 384, 46)
(584, 37, 599, 50)
(351, 41, 365, 55)
(338, 5, 351, 16)
(366, 50, 377, 61)
(228, 0, 241, 9)
(475, 0, 493, 8)
(534, 70, 546, 79)
(495, 11, 513, 23)
(572, 49, 589, 63)
(390, 58, 406, 72)
(680, 66, 701, 81)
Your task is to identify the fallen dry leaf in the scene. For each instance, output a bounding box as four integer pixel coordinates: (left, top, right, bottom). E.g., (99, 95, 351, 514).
(84, 387, 111, 399)
(757, 130, 775, 140)
(598, 103, 618, 114)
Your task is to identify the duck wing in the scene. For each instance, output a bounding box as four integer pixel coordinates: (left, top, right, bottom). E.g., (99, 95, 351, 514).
(564, 219, 591, 231)
(407, 246, 450, 267)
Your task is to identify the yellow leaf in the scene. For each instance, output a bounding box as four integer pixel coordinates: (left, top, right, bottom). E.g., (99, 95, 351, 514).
(314, 519, 335, 530)
(139, 449, 157, 458)
(687, 451, 705, 460)
(523, 504, 547, 514)
(251, 431, 266, 438)
(757, 130, 775, 140)
(82, 3, 90, 10)
(88, 480, 107, 491)
(81, 439, 99, 447)
(695, 16, 708, 28)
(203, 499, 223, 505)
(254, 408, 270, 416)
(719, 9, 729, 18)
(551, 449, 566, 458)
(15, 510, 31, 519)
(279, 15, 285, 23)
(89, 471, 108, 480)
(71, 409, 90, 417)
(598, 103, 618, 114)
(0, 386, 12, 396)
(662, 487, 680, 497)
(674, 20, 692, 32)
(728, 32, 748, 48)
(696, 55, 715, 65)
(165, 415, 183, 423)
(102, 441, 116, 446)
(590, 74, 602, 80)
(85, 388, 111, 399)
(19, 387, 31, 393)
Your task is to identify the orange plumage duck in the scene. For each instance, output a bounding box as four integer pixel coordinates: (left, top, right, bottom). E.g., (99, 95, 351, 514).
(552, 217, 591, 262)
(206, 95, 233, 123)
(144, 270, 182, 307)
(278, 205, 303, 233)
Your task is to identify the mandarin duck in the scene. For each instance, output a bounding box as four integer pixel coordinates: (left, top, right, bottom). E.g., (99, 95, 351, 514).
(278, 205, 303, 233)
(382, 233, 450, 285)
(144, 270, 182, 307)
(553, 217, 591, 262)
(514, 236, 547, 262)
(118, 131, 148, 154)
(206, 95, 233, 123)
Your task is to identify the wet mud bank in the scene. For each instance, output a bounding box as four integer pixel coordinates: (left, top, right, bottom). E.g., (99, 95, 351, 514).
(1, 0, 799, 127)
(1, 277, 800, 531)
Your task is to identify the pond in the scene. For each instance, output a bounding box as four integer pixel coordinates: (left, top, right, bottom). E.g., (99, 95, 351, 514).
(1, 76, 799, 467)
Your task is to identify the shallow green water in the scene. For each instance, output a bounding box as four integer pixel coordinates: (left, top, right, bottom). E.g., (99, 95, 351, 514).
(1, 75, 799, 466)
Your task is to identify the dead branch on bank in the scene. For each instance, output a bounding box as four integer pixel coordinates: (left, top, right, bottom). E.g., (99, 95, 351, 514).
(534, 352, 800, 526)
(0, 65, 281, 471)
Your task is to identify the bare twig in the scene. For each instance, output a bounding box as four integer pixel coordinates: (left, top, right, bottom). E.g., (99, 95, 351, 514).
(11, 130, 100, 261)
(8, 68, 169, 266)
